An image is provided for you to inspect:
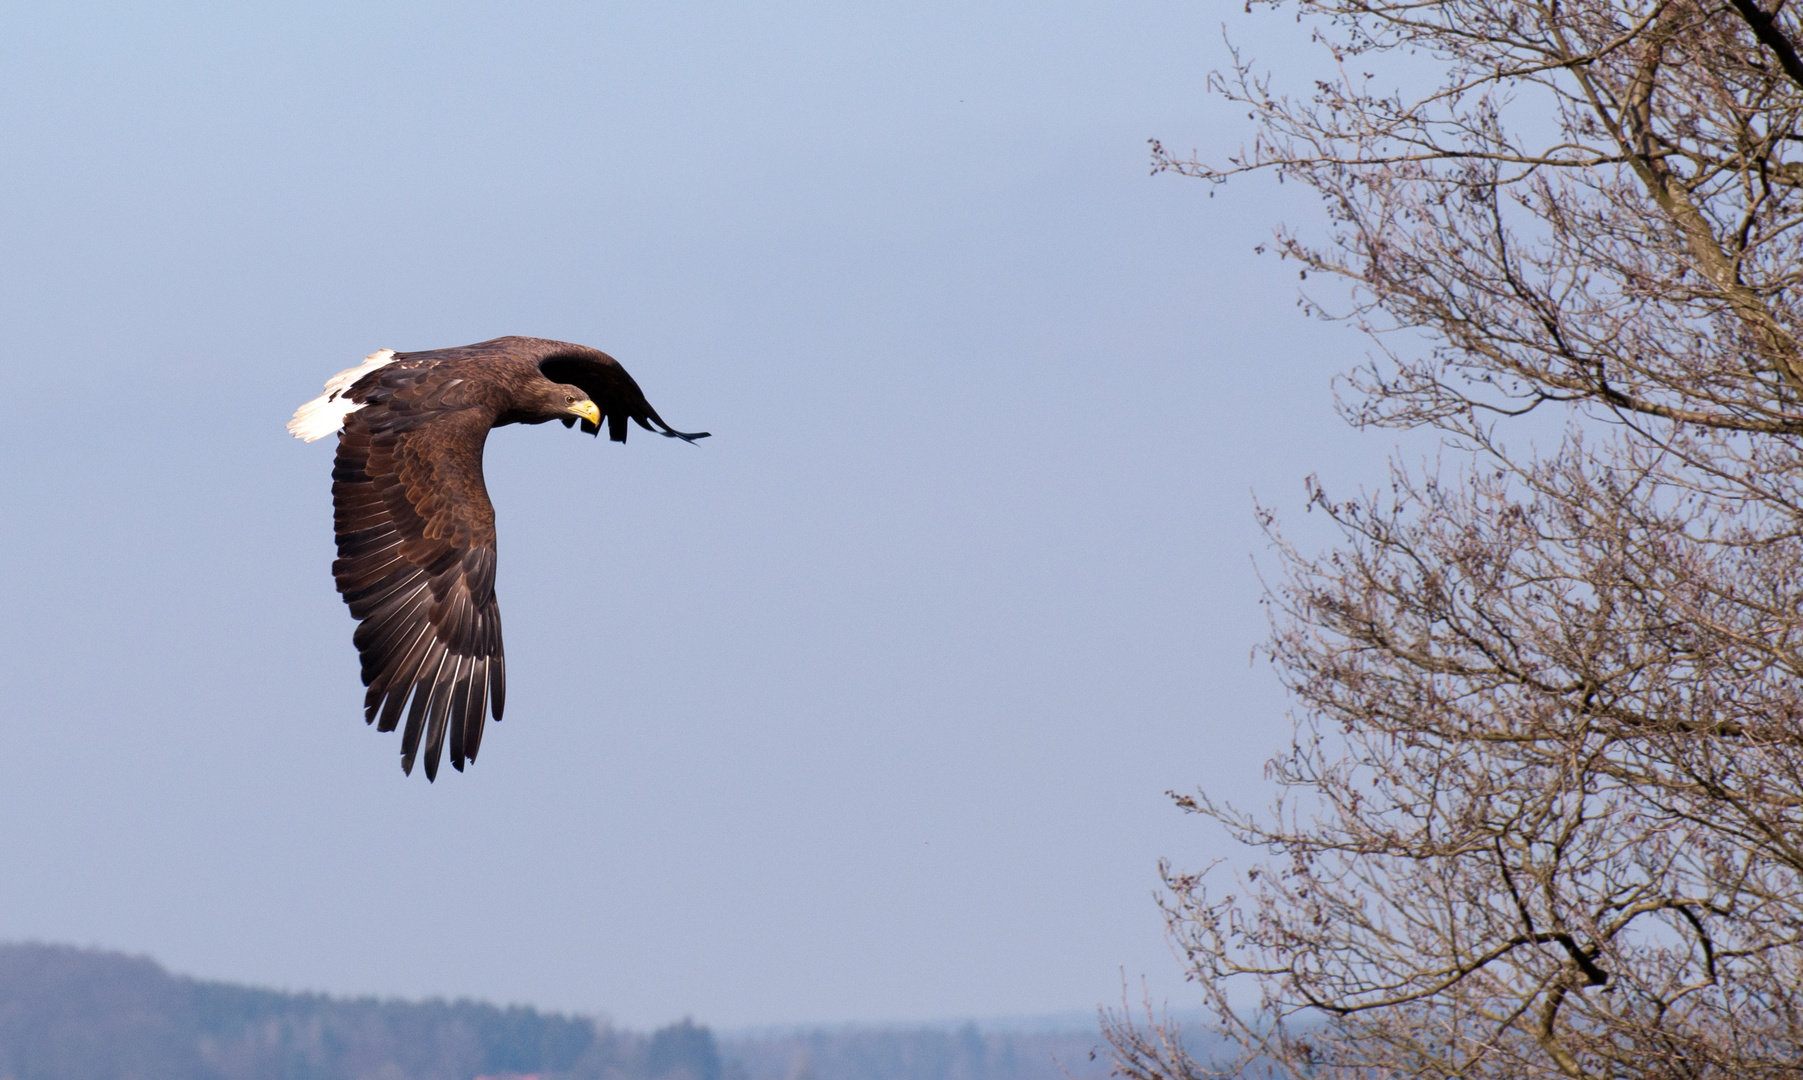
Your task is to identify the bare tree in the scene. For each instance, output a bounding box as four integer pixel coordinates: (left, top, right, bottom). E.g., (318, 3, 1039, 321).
(1107, 3, 1803, 1077)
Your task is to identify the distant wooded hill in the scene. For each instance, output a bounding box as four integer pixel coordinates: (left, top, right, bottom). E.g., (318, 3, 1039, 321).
(0, 943, 1111, 1080)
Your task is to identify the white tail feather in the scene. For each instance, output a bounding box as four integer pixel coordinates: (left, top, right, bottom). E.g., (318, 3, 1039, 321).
(287, 350, 398, 442)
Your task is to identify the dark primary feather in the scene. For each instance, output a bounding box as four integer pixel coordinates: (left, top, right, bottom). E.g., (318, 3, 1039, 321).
(540, 353, 710, 442)
(321, 337, 705, 780)
(334, 405, 503, 781)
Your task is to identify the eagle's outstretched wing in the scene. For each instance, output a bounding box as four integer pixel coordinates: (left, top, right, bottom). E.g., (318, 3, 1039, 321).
(540, 352, 710, 443)
(332, 375, 503, 781)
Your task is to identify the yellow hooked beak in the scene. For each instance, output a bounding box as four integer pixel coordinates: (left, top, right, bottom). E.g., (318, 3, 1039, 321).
(570, 400, 602, 426)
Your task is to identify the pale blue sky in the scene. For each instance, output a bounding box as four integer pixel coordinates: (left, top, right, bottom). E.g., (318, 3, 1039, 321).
(0, 1, 1389, 1028)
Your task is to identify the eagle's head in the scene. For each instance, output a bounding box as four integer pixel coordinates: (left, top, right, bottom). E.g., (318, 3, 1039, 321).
(543, 382, 602, 427)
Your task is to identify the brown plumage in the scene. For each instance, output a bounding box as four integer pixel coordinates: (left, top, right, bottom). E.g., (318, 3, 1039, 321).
(289, 336, 707, 780)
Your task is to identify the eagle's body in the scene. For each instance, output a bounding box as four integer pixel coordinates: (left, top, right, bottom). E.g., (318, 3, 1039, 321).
(289, 336, 706, 780)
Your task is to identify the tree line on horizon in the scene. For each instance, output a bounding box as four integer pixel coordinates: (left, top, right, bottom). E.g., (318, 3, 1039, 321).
(0, 943, 1110, 1080)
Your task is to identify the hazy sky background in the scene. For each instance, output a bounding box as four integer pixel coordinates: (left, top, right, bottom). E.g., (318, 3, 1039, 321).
(0, 1, 1401, 1030)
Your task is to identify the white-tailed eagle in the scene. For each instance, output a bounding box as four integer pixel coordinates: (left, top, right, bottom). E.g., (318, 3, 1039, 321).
(288, 336, 707, 780)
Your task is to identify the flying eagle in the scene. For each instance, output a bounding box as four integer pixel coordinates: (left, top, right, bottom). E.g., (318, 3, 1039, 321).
(288, 336, 707, 780)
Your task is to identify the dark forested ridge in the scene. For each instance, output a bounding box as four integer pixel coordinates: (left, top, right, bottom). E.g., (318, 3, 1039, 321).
(0, 944, 1110, 1080)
